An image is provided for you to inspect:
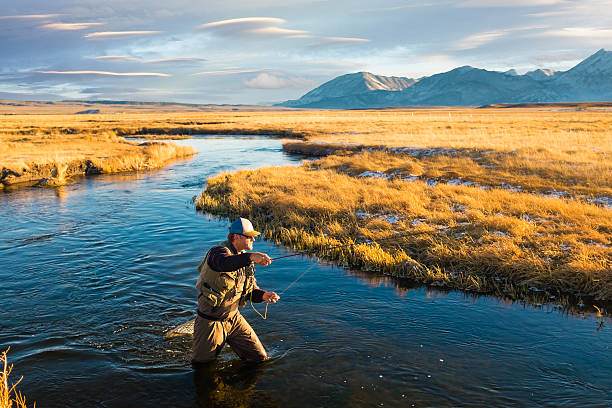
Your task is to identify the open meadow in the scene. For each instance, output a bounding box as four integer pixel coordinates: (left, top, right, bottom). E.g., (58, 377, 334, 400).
(2, 104, 611, 303)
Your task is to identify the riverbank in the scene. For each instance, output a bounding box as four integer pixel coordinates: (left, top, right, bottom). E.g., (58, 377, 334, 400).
(196, 163, 611, 301)
(0, 116, 195, 188)
(191, 108, 611, 302)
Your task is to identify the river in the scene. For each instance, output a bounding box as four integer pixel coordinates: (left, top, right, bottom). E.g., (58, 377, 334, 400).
(1, 136, 610, 408)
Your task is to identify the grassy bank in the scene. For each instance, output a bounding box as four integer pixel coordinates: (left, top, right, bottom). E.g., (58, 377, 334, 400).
(196, 165, 611, 300)
(193, 108, 611, 302)
(0, 117, 195, 188)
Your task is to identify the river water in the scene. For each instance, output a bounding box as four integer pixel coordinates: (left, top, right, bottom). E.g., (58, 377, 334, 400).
(1, 136, 610, 408)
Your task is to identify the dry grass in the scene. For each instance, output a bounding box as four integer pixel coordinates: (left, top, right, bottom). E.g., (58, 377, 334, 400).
(1, 348, 33, 408)
(2, 107, 611, 302)
(195, 163, 611, 300)
(3, 107, 609, 189)
(293, 149, 611, 204)
(0, 121, 195, 187)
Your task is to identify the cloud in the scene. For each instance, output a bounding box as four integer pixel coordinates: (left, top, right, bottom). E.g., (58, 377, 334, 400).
(310, 37, 370, 47)
(458, 0, 564, 6)
(41, 22, 104, 31)
(92, 56, 205, 64)
(451, 25, 547, 51)
(0, 14, 60, 20)
(452, 30, 506, 50)
(243, 73, 315, 89)
(530, 52, 583, 66)
(144, 57, 206, 64)
(36, 70, 170, 77)
(93, 55, 139, 62)
(192, 69, 263, 76)
(84, 31, 162, 39)
(197, 17, 309, 39)
(198, 17, 285, 30)
(535, 27, 612, 38)
(247, 27, 310, 37)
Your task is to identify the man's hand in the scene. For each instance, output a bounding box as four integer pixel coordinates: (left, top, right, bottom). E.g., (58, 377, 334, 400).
(262, 291, 280, 303)
(249, 252, 272, 266)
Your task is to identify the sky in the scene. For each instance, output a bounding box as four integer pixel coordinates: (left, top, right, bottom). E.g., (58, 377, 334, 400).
(1, 0, 611, 105)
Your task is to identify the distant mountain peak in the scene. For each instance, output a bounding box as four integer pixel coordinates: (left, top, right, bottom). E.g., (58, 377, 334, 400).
(567, 48, 612, 74)
(278, 71, 416, 107)
(277, 49, 612, 108)
(525, 68, 556, 80)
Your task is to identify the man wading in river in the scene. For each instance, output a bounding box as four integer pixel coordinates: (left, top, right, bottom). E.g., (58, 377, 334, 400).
(192, 218, 279, 367)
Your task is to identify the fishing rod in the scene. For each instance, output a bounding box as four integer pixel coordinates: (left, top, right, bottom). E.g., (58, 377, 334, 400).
(269, 230, 424, 261)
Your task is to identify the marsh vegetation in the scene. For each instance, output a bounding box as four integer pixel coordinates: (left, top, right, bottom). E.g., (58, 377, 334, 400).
(191, 107, 611, 302)
(2, 106, 610, 303)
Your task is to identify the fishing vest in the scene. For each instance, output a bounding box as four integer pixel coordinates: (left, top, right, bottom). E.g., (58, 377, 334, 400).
(195, 241, 256, 308)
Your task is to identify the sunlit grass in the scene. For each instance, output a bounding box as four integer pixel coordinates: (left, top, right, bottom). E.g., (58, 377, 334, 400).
(290, 148, 611, 203)
(0, 123, 195, 187)
(195, 163, 611, 300)
(1, 348, 34, 408)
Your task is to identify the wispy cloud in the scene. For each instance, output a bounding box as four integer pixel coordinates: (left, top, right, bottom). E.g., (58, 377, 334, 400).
(310, 37, 370, 47)
(534, 27, 612, 38)
(36, 70, 170, 77)
(84, 31, 162, 39)
(198, 17, 285, 30)
(243, 73, 315, 89)
(458, 0, 564, 6)
(192, 69, 263, 76)
(93, 55, 139, 62)
(41, 22, 104, 31)
(451, 25, 548, 50)
(248, 27, 310, 37)
(92, 56, 205, 64)
(530, 52, 583, 64)
(197, 17, 309, 39)
(144, 58, 207, 64)
(0, 14, 60, 20)
(452, 30, 506, 50)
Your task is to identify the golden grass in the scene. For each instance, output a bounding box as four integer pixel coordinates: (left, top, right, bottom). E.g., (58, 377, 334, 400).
(2, 107, 611, 302)
(195, 163, 611, 300)
(1, 348, 33, 408)
(293, 149, 611, 203)
(3, 107, 609, 189)
(0, 123, 195, 187)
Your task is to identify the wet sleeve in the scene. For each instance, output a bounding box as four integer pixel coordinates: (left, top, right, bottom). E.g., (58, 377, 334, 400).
(207, 246, 252, 272)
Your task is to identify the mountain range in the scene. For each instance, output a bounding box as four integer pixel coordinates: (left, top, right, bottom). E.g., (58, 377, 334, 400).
(277, 49, 612, 108)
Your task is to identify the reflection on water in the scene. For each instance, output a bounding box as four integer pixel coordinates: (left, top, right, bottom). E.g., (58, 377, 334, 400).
(1, 136, 611, 408)
(347, 269, 611, 321)
(193, 361, 278, 408)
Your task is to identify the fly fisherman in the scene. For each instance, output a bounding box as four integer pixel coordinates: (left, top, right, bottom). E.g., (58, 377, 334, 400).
(192, 218, 280, 367)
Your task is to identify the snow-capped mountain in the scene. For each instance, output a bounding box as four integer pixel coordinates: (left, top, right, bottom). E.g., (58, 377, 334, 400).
(277, 49, 612, 108)
(525, 69, 556, 80)
(281, 72, 415, 107)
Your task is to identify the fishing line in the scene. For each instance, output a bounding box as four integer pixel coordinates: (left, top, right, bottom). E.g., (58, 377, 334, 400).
(251, 231, 421, 320)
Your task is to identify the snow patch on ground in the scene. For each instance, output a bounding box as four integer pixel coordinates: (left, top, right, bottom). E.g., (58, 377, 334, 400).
(501, 183, 522, 192)
(355, 211, 402, 224)
(585, 196, 612, 208)
(358, 171, 389, 179)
